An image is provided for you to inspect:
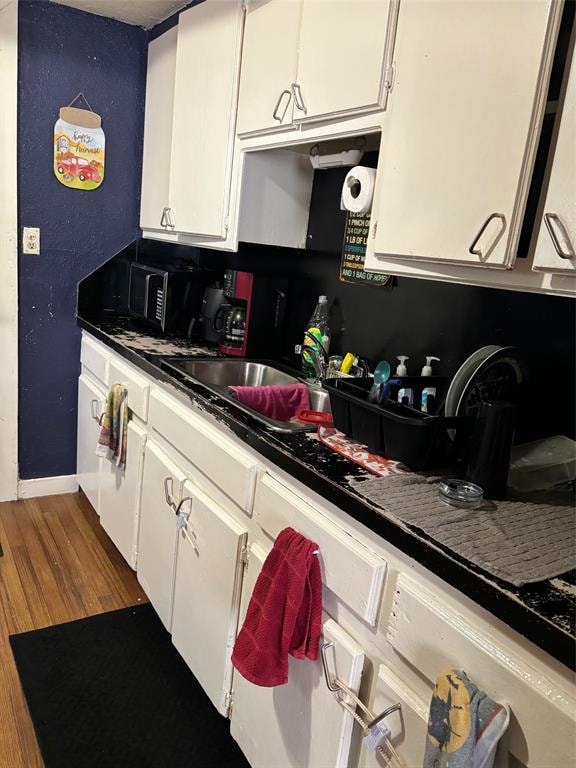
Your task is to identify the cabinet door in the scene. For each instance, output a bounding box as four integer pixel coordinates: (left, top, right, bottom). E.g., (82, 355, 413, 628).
(77, 374, 106, 514)
(293, 0, 393, 124)
(236, 0, 301, 135)
(140, 26, 178, 232)
(372, 0, 559, 268)
(169, 0, 244, 238)
(230, 544, 365, 768)
(533, 48, 576, 274)
(99, 421, 147, 570)
(137, 442, 186, 630)
(171, 480, 248, 715)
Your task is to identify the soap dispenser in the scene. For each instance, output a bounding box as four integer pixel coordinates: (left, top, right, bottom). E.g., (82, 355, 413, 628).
(396, 356, 409, 376)
(396, 356, 413, 406)
(421, 356, 440, 413)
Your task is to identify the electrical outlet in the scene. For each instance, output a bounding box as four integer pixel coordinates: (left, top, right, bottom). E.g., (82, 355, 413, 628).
(23, 227, 40, 255)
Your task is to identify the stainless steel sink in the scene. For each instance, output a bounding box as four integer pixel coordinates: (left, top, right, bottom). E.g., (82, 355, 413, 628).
(162, 358, 331, 432)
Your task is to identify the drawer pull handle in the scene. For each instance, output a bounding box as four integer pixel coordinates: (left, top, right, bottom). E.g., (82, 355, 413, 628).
(544, 212, 575, 259)
(164, 476, 177, 511)
(469, 212, 507, 260)
(272, 89, 292, 122)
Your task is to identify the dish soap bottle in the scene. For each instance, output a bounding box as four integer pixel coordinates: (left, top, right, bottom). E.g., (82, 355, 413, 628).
(301, 295, 330, 378)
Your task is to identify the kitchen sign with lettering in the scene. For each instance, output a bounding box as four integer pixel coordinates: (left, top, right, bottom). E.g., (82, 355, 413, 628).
(54, 94, 105, 190)
(340, 211, 391, 286)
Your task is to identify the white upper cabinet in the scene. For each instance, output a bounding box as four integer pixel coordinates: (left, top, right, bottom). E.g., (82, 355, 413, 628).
(237, 0, 394, 135)
(236, 0, 302, 135)
(371, 0, 560, 269)
(533, 46, 576, 274)
(293, 0, 394, 124)
(140, 26, 177, 233)
(169, 0, 244, 238)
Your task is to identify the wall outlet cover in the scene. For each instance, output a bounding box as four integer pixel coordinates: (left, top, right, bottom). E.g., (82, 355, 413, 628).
(23, 226, 40, 255)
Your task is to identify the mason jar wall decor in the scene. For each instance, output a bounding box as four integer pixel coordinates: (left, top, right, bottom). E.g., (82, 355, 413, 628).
(54, 93, 105, 190)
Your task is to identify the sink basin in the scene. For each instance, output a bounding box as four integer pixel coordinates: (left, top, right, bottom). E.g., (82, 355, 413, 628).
(161, 358, 331, 432)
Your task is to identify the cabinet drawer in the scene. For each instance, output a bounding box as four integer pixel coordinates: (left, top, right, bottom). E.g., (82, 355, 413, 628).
(254, 473, 387, 626)
(387, 574, 576, 767)
(80, 334, 109, 387)
(109, 357, 150, 422)
(149, 389, 260, 515)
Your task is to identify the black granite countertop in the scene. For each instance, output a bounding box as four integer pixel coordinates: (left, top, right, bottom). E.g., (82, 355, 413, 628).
(79, 315, 576, 670)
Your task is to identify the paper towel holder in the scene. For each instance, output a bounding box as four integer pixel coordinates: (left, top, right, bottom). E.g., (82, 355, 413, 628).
(309, 141, 365, 170)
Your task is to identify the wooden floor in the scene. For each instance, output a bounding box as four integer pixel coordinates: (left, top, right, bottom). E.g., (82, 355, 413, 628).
(0, 492, 147, 767)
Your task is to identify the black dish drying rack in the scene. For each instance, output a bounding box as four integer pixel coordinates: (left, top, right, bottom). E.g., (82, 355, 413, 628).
(322, 377, 472, 470)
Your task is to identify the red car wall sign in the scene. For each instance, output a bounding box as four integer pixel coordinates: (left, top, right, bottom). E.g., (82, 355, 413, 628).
(54, 104, 105, 190)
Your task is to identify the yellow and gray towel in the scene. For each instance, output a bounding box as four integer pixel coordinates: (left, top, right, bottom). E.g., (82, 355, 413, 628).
(424, 670, 510, 768)
(96, 383, 128, 468)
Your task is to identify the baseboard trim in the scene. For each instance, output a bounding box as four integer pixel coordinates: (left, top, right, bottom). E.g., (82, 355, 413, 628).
(17, 474, 79, 499)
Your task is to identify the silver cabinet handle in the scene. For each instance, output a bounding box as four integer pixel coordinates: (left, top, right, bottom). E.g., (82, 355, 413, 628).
(469, 213, 507, 259)
(272, 89, 292, 122)
(291, 82, 307, 114)
(166, 207, 175, 230)
(367, 703, 402, 730)
(176, 496, 193, 522)
(90, 399, 100, 423)
(160, 207, 169, 228)
(544, 213, 575, 259)
(164, 476, 177, 511)
(320, 641, 341, 692)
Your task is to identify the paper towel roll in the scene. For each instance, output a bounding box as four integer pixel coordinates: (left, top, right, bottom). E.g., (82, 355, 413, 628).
(341, 165, 376, 214)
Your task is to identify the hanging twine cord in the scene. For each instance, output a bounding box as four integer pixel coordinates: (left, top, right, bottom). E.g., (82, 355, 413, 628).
(66, 91, 95, 112)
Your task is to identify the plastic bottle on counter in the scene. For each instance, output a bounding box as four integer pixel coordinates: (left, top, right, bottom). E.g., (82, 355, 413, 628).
(421, 356, 440, 413)
(396, 356, 413, 406)
(301, 295, 330, 378)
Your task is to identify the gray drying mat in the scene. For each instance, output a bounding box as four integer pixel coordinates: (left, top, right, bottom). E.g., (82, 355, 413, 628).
(349, 474, 576, 586)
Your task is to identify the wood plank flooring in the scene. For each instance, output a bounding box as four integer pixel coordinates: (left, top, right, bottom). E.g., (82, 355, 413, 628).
(0, 492, 147, 767)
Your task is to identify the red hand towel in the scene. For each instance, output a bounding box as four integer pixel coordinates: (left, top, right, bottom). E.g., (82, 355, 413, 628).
(231, 527, 322, 687)
(229, 383, 310, 422)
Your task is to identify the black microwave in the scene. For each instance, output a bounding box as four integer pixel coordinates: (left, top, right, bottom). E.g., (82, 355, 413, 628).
(128, 262, 213, 334)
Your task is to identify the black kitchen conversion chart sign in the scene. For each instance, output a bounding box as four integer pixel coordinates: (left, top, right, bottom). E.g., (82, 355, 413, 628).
(340, 211, 390, 286)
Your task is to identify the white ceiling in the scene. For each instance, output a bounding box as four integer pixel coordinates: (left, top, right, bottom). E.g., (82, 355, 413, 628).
(52, 0, 190, 29)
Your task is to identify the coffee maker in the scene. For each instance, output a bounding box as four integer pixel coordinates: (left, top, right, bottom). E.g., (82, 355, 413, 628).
(215, 270, 288, 357)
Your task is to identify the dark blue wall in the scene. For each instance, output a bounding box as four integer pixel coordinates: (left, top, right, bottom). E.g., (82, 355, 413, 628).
(18, 0, 147, 479)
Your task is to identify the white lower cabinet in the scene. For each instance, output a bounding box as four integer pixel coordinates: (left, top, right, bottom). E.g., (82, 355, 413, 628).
(137, 441, 186, 630)
(171, 480, 248, 715)
(77, 373, 106, 514)
(99, 421, 147, 569)
(230, 543, 366, 768)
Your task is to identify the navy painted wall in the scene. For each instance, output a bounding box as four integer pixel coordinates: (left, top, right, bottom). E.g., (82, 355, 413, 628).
(18, 0, 147, 479)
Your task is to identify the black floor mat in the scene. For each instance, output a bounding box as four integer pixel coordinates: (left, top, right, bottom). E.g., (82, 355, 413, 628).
(10, 603, 250, 768)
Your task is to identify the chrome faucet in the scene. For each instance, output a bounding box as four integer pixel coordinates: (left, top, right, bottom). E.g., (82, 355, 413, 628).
(295, 331, 330, 383)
